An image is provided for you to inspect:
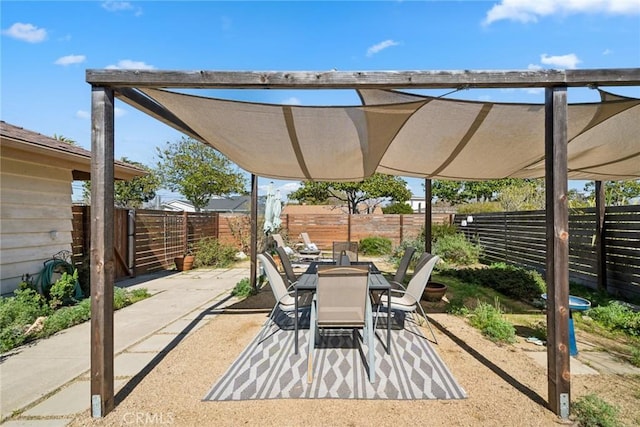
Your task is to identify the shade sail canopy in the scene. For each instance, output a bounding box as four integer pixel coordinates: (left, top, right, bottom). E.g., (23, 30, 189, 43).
(132, 86, 639, 182)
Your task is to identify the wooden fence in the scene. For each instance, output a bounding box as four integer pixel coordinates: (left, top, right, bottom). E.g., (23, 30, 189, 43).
(453, 205, 640, 299)
(72, 205, 638, 298)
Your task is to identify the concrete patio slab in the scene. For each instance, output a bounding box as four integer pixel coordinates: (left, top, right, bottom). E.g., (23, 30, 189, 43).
(524, 350, 599, 375)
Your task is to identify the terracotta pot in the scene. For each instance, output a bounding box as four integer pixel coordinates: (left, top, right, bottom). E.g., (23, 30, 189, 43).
(175, 255, 195, 271)
(422, 281, 448, 302)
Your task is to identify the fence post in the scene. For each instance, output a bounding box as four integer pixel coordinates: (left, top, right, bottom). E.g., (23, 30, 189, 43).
(182, 211, 189, 253)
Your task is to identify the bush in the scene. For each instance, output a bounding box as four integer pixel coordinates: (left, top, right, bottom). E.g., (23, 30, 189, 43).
(587, 302, 640, 337)
(440, 263, 546, 302)
(433, 233, 482, 266)
(193, 237, 237, 268)
(382, 202, 414, 214)
(359, 236, 392, 255)
(231, 278, 256, 298)
(456, 202, 502, 214)
(0, 288, 51, 352)
(572, 394, 621, 427)
(388, 224, 459, 268)
(49, 270, 80, 309)
(467, 298, 516, 343)
(0, 287, 150, 353)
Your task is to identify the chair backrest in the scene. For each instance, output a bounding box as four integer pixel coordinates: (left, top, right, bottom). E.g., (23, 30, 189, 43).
(272, 233, 286, 248)
(393, 246, 416, 283)
(316, 266, 369, 327)
(332, 241, 358, 262)
(257, 253, 289, 304)
(300, 232, 313, 247)
(337, 250, 352, 266)
(275, 246, 297, 285)
(404, 253, 441, 304)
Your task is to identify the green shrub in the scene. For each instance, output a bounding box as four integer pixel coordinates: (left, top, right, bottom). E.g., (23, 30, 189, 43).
(587, 302, 640, 337)
(1, 287, 150, 353)
(433, 233, 482, 266)
(0, 288, 51, 352)
(49, 270, 80, 309)
(572, 394, 621, 427)
(389, 224, 459, 269)
(231, 278, 256, 298)
(359, 236, 392, 255)
(193, 237, 237, 268)
(39, 299, 91, 337)
(467, 298, 516, 343)
(382, 202, 414, 214)
(441, 263, 546, 302)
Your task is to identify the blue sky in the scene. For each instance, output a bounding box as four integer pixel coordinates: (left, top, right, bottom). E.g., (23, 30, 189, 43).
(2, 0, 639, 203)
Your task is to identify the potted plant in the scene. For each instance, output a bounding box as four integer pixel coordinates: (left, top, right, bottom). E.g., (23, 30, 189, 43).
(175, 246, 195, 271)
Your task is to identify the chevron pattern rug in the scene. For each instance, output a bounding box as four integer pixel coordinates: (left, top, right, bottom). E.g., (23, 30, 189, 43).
(204, 310, 466, 401)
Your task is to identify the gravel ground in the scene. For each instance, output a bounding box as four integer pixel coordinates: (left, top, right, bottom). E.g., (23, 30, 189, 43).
(68, 263, 640, 427)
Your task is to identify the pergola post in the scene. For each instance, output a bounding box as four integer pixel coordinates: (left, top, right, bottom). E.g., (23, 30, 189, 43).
(425, 178, 432, 253)
(90, 86, 115, 418)
(595, 181, 607, 292)
(544, 86, 570, 419)
(250, 174, 258, 290)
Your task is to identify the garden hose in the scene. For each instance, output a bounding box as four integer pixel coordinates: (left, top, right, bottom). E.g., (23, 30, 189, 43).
(37, 259, 83, 300)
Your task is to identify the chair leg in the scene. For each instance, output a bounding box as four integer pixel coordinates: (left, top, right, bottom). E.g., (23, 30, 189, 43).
(307, 297, 317, 383)
(414, 303, 438, 344)
(365, 298, 375, 383)
(256, 303, 280, 343)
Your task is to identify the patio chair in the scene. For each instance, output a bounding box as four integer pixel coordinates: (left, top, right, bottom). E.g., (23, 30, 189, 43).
(391, 246, 416, 288)
(337, 249, 351, 266)
(308, 265, 375, 383)
(300, 232, 320, 252)
(275, 245, 299, 286)
(271, 233, 295, 256)
(256, 252, 308, 341)
(375, 253, 441, 344)
(332, 241, 358, 262)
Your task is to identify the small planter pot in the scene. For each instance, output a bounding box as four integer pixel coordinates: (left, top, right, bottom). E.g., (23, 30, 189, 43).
(175, 255, 195, 271)
(422, 281, 448, 302)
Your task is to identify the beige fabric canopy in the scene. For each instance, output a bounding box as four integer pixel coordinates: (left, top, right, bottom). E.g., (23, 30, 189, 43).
(138, 87, 639, 182)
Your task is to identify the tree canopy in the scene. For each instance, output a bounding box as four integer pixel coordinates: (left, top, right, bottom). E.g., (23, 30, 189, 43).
(83, 158, 161, 209)
(288, 173, 411, 214)
(156, 137, 247, 211)
(583, 180, 640, 206)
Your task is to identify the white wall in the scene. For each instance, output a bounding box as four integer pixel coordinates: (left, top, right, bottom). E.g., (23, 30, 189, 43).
(0, 157, 74, 295)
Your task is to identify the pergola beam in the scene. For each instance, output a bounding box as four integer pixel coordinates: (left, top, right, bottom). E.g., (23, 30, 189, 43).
(87, 68, 640, 89)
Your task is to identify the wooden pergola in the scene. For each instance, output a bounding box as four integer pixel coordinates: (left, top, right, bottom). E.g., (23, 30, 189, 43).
(86, 68, 640, 419)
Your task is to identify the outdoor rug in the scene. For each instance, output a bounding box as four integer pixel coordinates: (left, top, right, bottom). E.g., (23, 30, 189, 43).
(204, 310, 467, 401)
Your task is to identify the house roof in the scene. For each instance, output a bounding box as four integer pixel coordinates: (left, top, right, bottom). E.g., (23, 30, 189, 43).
(0, 121, 146, 180)
(205, 196, 250, 212)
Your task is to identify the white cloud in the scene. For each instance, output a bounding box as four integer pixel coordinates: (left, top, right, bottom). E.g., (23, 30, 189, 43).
(527, 63, 543, 70)
(55, 54, 86, 66)
(76, 107, 125, 119)
(105, 60, 155, 70)
(366, 39, 400, 57)
(602, 48, 613, 55)
(483, 0, 640, 26)
(101, 1, 143, 16)
(540, 53, 582, 69)
(101, 1, 133, 12)
(2, 22, 47, 43)
(281, 97, 301, 105)
(76, 110, 90, 120)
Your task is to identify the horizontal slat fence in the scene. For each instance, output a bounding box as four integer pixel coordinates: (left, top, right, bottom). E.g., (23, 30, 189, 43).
(455, 206, 640, 299)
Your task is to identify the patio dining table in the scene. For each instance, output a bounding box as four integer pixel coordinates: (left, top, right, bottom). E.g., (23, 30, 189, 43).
(294, 261, 392, 354)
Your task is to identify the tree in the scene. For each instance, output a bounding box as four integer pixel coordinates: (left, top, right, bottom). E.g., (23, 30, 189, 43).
(82, 158, 161, 209)
(288, 173, 411, 214)
(583, 180, 640, 206)
(431, 178, 543, 206)
(53, 134, 77, 145)
(156, 137, 247, 211)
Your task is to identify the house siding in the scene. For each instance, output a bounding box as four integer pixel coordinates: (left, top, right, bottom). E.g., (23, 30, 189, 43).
(0, 157, 74, 295)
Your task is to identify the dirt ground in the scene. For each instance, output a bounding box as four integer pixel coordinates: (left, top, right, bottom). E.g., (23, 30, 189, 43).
(69, 260, 640, 427)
